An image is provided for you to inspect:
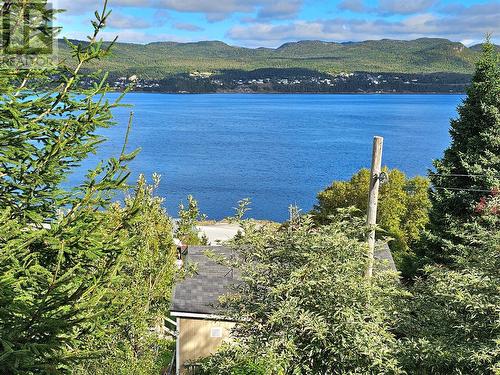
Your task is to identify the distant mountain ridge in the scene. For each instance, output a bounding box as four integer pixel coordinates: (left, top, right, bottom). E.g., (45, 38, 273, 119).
(59, 37, 497, 81)
(469, 43, 500, 52)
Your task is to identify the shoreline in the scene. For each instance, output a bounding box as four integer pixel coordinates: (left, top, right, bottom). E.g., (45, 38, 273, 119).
(111, 90, 466, 95)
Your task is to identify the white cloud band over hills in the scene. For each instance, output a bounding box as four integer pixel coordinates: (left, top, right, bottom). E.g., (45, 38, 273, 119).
(57, 0, 499, 47)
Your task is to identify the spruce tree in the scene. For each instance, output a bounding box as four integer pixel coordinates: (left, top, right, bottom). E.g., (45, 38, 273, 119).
(0, 1, 152, 372)
(399, 186, 500, 374)
(427, 39, 499, 262)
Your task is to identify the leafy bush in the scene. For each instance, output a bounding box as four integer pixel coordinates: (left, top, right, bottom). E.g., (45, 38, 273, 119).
(208, 209, 405, 374)
(312, 168, 430, 275)
(199, 345, 267, 375)
(398, 42, 500, 373)
(73, 175, 177, 375)
(0, 2, 140, 372)
(176, 195, 208, 245)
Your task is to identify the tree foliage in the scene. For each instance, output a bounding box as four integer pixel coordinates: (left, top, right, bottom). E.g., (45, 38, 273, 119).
(73, 175, 177, 375)
(199, 344, 268, 375)
(398, 194, 499, 374)
(426, 39, 500, 263)
(206, 210, 404, 374)
(0, 0, 128, 224)
(203, 43, 499, 373)
(0, 2, 176, 373)
(175, 194, 208, 245)
(398, 41, 500, 373)
(312, 168, 430, 274)
(57, 38, 483, 81)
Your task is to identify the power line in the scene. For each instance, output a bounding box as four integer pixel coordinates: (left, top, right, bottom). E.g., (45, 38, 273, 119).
(433, 186, 495, 193)
(431, 173, 500, 178)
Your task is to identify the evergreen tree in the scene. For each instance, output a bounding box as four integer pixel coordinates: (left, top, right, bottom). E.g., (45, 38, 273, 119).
(398, 193, 499, 374)
(401, 39, 500, 372)
(427, 39, 499, 262)
(0, 2, 168, 372)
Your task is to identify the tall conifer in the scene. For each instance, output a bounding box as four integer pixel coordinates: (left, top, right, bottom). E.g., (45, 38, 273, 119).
(0, 1, 144, 372)
(427, 39, 499, 262)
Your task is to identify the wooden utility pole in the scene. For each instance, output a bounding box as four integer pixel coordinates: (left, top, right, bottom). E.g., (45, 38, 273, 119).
(366, 136, 384, 279)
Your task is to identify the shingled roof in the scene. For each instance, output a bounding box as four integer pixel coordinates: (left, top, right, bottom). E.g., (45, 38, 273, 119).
(374, 242, 397, 272)
(171, 246, 237, 315)
(171, 243, 397, 316)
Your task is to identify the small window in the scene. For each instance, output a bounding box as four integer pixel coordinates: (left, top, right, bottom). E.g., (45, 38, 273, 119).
(210, 327, 223, 338)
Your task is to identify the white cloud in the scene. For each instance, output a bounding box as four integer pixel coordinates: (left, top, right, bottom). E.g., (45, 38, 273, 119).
(337, 0, 438, 15)
(338, 0, 367, 13)
(158, 0, 303, 19)
(227, 4, 500, 47)
(256, 0, 302, 20)
(337, 0, 367, 13)
(107, 13, 152, 29)
(460, 38, 477, 47)
(56, 0, 500, 46)
(377, 0, 437, 15)
(58, 0, 303, 22)
(173, 22, 204, 31)
(228, 21, 330, 46)
(57, 0, 152, 14)
(64, 29, 191, 43)
(157, 0, 251, 21)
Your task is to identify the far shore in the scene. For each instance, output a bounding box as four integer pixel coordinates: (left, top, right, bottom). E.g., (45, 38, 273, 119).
(111, 90, 466, 95)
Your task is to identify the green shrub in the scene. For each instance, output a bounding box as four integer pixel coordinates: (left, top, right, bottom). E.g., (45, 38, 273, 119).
(312, 168, 430, 276)
(73, 175, 177, 375)
(399, 41, 499, 371)
(209, 209, 405, 374)
(177, 195, 208, 245)
(0, 2, 143, 372)
(199, 345, 267, 375)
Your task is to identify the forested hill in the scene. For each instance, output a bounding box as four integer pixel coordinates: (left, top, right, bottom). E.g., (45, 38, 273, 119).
(59, 37, 494, 78)
(60, 38, 498, 93)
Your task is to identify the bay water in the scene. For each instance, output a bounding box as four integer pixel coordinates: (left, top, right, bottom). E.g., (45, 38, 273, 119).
(69, 93, 462, 222)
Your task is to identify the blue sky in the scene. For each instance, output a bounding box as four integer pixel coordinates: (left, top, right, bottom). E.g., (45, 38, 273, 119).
(58, 0, 499, 47)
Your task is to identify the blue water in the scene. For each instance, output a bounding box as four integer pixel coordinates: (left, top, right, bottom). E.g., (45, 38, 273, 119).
(68, 93, 462, 222)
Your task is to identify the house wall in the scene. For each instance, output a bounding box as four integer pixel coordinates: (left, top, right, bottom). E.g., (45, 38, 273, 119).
(178, 317, 235, 373)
